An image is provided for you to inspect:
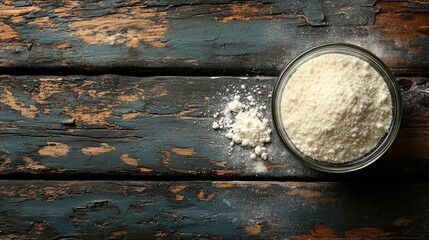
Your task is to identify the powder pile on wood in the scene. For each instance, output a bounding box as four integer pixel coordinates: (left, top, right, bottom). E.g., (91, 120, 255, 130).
(280, 53, 392, 163)
(212, 88, 271, 160)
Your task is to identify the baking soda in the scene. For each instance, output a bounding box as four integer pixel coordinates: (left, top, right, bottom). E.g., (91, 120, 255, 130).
(212, 87, 271, 160)
(280, 53, 392, 163)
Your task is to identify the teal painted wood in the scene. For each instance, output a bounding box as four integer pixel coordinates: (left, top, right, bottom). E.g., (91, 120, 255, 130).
(0, 0, 427, 74)
(0, 75, 427, 179)
(0, 180, 428, 239)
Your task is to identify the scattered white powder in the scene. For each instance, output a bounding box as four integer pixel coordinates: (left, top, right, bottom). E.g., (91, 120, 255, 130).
(212, 89, 271, 161)
(280, 53, 392, 163)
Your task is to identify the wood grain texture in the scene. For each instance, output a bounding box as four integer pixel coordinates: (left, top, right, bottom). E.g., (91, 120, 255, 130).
(0, 180, 428, 239)
(0, 75, 427, 179)
(0, 0, 427, 74)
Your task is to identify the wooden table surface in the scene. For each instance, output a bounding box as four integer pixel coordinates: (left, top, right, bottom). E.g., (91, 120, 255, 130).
(0, 0, 428, 239)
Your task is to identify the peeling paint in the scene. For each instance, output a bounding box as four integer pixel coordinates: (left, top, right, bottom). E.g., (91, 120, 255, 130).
(30, 221, 46, 235)
(244, 223, 262, 235)
(0, 88, 38, 118)
(120, 154, 139, 166)
(81, 143, 115, 156)
(213, 182, 236, 188)
(0, 5, 41, 19)
(64, 105, 112, 125)
(169, 185, 186, 201)
(0, 22, 19, 40)
(21, 155, 46, 170)
(54, 42, 71, 49)
(68, 8, 167, 48)
(218, 2, 273, 23)
(161, 151, 171, 166)
(197, 189, 215, 201)
(209, 160, 227, 167)
(138, 167, 153, 172)
(38, 142, 69, 157)
(122, 112, 141, 120)
(28, 16, 56, 29)
(171, 147, 195, 156)
(33, 77, 64, 104)
(117, 88, 145, 102)
(53, 1, 81, 17)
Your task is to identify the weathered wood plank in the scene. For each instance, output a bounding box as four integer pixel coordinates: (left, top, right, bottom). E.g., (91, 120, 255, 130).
(0, 0, 427, 74)
(0, 75, 427, 178)
(0, 180, 428, 239)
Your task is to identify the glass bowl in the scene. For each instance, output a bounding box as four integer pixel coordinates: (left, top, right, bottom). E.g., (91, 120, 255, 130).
(272, 43, 403, 173)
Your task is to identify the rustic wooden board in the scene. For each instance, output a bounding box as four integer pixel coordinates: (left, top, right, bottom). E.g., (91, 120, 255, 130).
(0, 75, 427, 179)
(0, 180, 428, 239)
(0, 0, 428, 75)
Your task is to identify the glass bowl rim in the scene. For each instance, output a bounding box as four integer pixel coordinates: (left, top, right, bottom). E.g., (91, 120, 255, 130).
(271, 43, 403, 173)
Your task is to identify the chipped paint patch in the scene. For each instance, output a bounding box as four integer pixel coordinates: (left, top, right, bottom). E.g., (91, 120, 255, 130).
(0, 22, 19, 40)
(64, 105, 112, 125)
(120, 154, 139, 166)
(33, 77, 63, 104)
(0, 5, 41, 19)
(287, 188, 322, 198)
(53, 1, 80, 17)
(81, 143, 115, 156)
(218, 3, 273, 23)
(117, 89, 145, 102)
(54, 42, 71, 49)
(293, 224, 338, 240)
(171, 147, 195, 156)
(176, 109, 201, 120)
(197, 189, 215, 201)
(28, 16, 56, 29)
(122, 112, 141, 120)
(213, 182, 236, 188)
(30, 221, 46, 235)
(0, 88, 38, 118)
(161, 151, 171, 166)
(22, 155, 46, 170)
(169, 185, 186, 201)
(68, 8, 167, 48)
(209, 160, 227, 167)
(38, 142, 69, 157)
(170, 185, 186, 193)
(244, 223, 262, 235)
(139, 167, 153, 172)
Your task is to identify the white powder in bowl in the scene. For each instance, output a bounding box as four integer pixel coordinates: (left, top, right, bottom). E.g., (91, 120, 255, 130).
(280, 53, 393, 163)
